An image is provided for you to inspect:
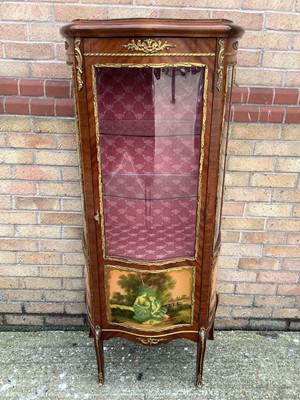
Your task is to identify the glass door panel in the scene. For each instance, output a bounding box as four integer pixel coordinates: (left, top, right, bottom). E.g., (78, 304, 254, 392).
(95, 65, 205, 262)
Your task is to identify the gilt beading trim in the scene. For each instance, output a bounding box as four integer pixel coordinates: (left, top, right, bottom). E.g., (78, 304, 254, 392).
(84, 52, 215, 57)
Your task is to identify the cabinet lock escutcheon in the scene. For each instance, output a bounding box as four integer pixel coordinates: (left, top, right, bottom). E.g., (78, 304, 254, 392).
(94, 211, 100, 223)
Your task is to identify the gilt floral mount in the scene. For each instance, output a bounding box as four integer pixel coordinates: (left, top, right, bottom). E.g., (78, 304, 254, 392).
(123, 39, 176, 54)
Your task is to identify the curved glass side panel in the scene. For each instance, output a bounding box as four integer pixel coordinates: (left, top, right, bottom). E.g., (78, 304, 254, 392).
(94, 65, 206, 262)
(214, 65, 234, 247)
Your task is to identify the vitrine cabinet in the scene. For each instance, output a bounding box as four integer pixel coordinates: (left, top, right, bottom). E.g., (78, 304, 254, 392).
(61, 18, 243, 386)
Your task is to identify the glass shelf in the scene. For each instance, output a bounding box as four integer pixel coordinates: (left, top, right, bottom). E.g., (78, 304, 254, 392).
(99, 120, 202, 137)
(100, 134, 201, 175)
(102, 173, 198, 200)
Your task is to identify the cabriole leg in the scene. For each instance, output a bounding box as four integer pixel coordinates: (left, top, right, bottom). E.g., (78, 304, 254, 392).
(94, 325, 104, 386)
(196, 327, 207, 387)
(207, 321, 215, 340)
(208, 293, 219, 340)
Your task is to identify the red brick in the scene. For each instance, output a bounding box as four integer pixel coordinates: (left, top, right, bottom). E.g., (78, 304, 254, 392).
(248, 88, 273, 105)
(30, 99, 55, 116)
(274, 88, 299, 105)
(260, 106, 284, 123)
(0, 98, 4, 114)
(285, 108, 300, 124)
(0, 78, 18, 95)
(231, 87, 249, 104)
(233, 106, 259, 123)
(20, 79, 44, 96)
(56, 99, 75, 117)
(5, 98, 29, 115)
(45, 80, 70, 98)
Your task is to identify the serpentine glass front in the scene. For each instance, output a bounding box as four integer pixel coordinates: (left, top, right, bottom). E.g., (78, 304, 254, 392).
(95, 65, 205, 262)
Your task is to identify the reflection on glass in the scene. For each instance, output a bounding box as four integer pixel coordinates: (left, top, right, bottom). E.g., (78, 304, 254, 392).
(96, 66, 205, 261)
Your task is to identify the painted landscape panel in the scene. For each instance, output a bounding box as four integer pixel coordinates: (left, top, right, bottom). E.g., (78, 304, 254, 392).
(105, 265, 195, 331)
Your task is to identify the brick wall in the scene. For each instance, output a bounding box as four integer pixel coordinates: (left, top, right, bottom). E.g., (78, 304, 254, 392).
(0, 1, 299, 330)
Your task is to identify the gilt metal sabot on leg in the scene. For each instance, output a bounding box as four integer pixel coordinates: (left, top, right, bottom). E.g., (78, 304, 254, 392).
(94, 325, 104, 386)
(196, 327, 207, 387)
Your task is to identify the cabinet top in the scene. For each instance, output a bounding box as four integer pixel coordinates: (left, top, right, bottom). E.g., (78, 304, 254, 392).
(60, 18, 244, 39)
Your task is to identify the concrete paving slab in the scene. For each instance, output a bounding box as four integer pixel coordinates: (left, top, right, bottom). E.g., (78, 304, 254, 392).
(0, 330, 299, 399)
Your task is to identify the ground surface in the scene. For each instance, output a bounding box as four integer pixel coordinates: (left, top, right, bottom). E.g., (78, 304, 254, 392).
(0, 330, 299, 399)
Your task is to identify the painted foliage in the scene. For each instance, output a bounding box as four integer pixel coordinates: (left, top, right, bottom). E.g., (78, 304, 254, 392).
(105, 265, 195, 331)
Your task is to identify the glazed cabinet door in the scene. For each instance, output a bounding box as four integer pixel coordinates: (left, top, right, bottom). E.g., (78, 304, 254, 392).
(94, 64, 205, 263)
(82, 37, 215, 266)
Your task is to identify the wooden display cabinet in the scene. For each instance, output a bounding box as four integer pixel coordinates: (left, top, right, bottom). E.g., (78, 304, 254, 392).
(61, 19, 244, 386)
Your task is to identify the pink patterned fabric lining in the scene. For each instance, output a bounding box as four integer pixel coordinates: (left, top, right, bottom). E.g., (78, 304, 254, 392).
(105, 223, 196, 261)
(103, 196, 198, 261)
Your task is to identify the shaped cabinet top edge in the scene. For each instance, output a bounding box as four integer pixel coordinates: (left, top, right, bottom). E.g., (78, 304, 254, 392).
(60, 18, 244, 39)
